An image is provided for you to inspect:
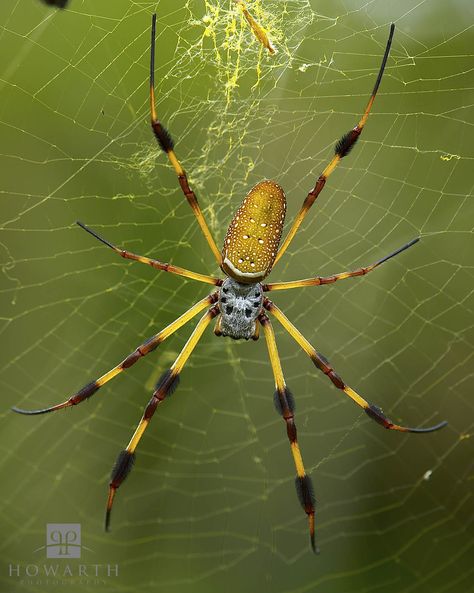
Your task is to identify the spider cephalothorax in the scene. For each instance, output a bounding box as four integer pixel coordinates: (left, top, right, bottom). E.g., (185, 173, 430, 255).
(216, 277, 263, 340)
(12, 19, 447, 554)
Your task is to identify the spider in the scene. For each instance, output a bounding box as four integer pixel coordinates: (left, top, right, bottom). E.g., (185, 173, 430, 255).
(12, 17, 447, 553)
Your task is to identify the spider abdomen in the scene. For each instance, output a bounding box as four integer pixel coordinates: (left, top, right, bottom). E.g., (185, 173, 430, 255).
(222, 180, 286, 283)
(217, 278, 263, 340)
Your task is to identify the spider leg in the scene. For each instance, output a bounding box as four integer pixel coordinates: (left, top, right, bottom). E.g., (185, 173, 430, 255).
(213, 315, 223, 337)
(252, 318, 260, 341)
(259, 313, 318, 554)
(274, 24, 395, 266)
(11, 294, 218, 415)
(76, 221, 221, 286)
(149, 14, 222, 266)
(105, 304, 219, 531)
(264, 237, 418, 291)
(265, 299, 447, 433)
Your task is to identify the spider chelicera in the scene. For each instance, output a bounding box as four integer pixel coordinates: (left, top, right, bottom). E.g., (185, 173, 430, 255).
(13, 17, 447, 553)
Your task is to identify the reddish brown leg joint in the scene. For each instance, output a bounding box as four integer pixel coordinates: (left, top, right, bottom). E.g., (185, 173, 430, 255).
(365, 403, 395, 429)
(309, 175, 326, 200)
(178, 175, 193, 197)
(70, 381, 100, 405)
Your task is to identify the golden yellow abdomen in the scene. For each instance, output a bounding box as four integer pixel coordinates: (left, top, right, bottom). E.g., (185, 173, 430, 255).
(221, 180, 286, 283)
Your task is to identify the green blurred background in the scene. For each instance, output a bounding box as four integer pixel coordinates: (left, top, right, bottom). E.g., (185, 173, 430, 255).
(1, 1, 472, 592)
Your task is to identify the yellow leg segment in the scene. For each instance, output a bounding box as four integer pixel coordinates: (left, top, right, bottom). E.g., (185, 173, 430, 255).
(118, 250, 219, 285)
(105, 305, 218, 531)
(76, 221, 220, 286)
(274, 25, 396, 266)
(260, 314, 317, 553)
(149, 14, 222, 266)
(265, 238, 420, 292)
(12, 294, 218, 417)
(265, 298, 447, 434)
(126, 306, 216, 456)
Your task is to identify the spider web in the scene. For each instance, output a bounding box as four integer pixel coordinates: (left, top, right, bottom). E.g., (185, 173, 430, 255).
(0, 1, 472, 592)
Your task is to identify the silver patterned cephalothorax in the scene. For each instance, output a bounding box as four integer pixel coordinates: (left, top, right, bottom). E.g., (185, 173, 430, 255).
(216, 278, 263, 340)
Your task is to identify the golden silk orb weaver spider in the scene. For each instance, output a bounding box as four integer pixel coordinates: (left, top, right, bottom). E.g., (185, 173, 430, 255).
(12, 17, 448, 553)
